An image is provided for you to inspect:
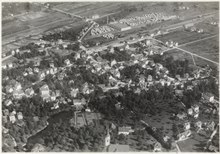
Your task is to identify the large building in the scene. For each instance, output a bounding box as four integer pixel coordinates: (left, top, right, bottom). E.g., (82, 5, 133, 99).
(109, 22, 131, 31)
(40, 84, 50, 100)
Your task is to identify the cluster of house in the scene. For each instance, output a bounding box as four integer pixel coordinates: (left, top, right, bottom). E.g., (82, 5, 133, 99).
(4, 80, 26, 100)
(175, 95, 218, 142)
(39, 84, 79, 110)
(178, 6, 190, 10)
(2, 48, 20, 59)
(165, 40, 179, 48)
(210, 21, 218, 26)
(2, 104, 48, 152)
(77, 38, 214, 100)
(3, 104, 44, 128)
(91, 25, 115, 36)
(183, 23, 204, 33)
(2, 56, 18, 70)
(202, 92, 219, 115)
(118, 12, 177, 27)
(187, 104, 200, 119)
(103, 33, 114, 39)
(191, 27, 204, 33)
(23, 58, 74, 81)
(2, 23, 218, 152)
(2, 109, 24, 125)
(71, 82, 94, 97)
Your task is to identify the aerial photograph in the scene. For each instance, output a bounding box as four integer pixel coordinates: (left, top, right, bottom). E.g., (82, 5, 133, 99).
(2, 1, 219, 152)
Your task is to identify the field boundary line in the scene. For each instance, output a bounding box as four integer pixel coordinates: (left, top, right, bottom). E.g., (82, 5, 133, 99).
(152, 34, 219, 65)
(52, 8, 83, 19)
(176, 47, 219, 65)
(178, 34, 217, 48)
(191, 54, 196, 66)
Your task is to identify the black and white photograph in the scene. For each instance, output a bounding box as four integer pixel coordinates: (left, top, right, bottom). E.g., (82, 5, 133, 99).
(2, 1, 219, 152)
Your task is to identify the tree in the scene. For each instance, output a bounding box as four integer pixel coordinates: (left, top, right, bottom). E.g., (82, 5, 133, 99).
(21, 135, 27, 143)
(118, 134, 126, 142)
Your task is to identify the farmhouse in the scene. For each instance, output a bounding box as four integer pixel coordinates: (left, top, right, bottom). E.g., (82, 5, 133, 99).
(40, 84, 50, 100)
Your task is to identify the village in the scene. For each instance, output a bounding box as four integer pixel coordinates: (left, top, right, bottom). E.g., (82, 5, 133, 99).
(2, 2, 219, 153)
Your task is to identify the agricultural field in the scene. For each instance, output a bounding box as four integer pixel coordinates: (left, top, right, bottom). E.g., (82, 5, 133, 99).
(2, 10, 71, 37)
(2, 24, 30, 36)
(156, 29, 214, 45)
(2, 2, 43, 18)
(54, 2, 130, 17)
(25, 12, 67, 27)
(181, 36, 219, 63)
(193, 57, 219, 70)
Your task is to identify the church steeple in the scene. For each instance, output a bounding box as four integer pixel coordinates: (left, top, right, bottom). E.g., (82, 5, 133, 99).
(105, 126, 111, 147)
